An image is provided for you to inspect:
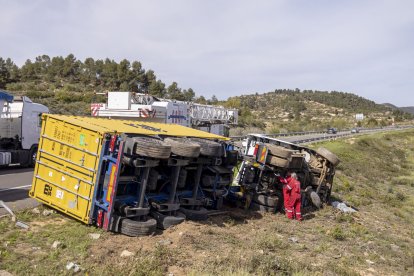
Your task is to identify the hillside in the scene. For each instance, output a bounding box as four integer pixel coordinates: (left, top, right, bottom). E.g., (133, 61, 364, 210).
(1, 55, 412, 131)
(1, 130, 414, 275)
(225, 90, 413, 135)
(382, 103, 414, 116)
(400, 106, 414, 115)
(0, 55, 217, 114)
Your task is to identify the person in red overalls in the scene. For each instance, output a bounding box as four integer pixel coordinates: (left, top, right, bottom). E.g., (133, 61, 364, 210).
(279, 172, 302, 221)
(278, 173, 291, 215)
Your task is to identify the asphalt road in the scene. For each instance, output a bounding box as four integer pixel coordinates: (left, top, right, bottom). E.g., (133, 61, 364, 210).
(0, 166, 38, 216)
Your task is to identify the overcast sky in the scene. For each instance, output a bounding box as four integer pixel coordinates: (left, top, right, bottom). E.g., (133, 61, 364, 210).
(1, 0, 413, 106)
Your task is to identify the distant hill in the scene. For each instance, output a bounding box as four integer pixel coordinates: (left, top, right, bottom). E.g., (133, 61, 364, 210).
(382, 103, 399, 110)
(400, 106, 414, 115)
(224, 89, 413, 135)
(382, 103, 414, 115)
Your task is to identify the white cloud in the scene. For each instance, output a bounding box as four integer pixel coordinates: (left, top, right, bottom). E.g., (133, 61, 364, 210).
(0, 0, 413, 105)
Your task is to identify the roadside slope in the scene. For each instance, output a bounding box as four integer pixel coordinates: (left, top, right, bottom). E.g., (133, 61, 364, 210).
(1, 130, 414, 275)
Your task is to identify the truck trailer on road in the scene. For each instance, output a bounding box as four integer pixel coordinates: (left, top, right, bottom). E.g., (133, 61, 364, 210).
(0, 90, 49, 167)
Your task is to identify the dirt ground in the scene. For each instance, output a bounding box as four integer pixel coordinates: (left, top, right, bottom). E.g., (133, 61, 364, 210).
(1, 131, 414, 275)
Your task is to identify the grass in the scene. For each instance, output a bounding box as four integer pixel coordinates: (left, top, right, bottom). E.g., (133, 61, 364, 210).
(1, 129, 414, 275)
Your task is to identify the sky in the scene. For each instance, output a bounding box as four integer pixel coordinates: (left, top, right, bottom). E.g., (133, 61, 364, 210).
(1, 0, 413, 106)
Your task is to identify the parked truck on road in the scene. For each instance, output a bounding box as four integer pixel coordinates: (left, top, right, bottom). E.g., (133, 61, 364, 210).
(91, 92, 238, 137)
(0, 90, 49, 167)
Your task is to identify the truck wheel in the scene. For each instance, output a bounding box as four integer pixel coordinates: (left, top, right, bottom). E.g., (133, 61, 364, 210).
(179, 207, 208, 221)
(189, 138, 223, 157)
(29, 146, 38, 167)
(310, 191, 322, 208)
(164, 137, 201, 158)
(133, 137, 172, 159)
(266, 155, 290, 168)
(119, 218, 157, 236)
(250, 202, 276, 213)
(316, 147, 340, 166)
(151, 211, 186, 230)
(266, 144, 293, 159)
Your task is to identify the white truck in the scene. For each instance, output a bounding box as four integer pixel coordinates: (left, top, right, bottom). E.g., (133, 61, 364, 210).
(91, 92, 238, 136)
(0, 90, 49, 167)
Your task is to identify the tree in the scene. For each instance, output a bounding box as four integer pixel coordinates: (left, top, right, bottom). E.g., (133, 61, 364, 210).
(20, 59, 37, 81)
(195, 95, 207, 104)
(5, 58, 20, 83)
(182, 88, 195, 101)
(117, 59, 132, 90)
(210, 95, 218, 104)
(0, 58, 10, 88)
(148, 80, 166, 98)
(81, 57, 97, 85)
(62, 54, 80, 80)
(48, 56, 65, 81)
(166, 82, 185, 100)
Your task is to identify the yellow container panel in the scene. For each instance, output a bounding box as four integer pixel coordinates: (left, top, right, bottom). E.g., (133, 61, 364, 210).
(31, 177, 91, 220)
(48, 114, 229, 140)
(30, 115, 103, 223)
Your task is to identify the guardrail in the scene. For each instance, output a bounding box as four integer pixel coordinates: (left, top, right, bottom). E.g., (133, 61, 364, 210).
(230, 125, 414, 144)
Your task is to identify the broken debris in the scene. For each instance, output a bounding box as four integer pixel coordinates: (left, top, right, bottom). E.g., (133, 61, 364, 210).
(66, 262, 81, 272)
(120, 250, 134, 257)
(332, 201, 357, 213)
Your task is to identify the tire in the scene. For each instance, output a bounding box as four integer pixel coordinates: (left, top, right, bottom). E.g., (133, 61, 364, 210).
(316, 147, 340, 166)
(28, 146, 38, 167)
(252, 194, 280, 207)
(189, 138, 223, 157)
(266, 144, 293, 159)
(125, 136, 171, 159)
(164, 137, 201, 158)
(250, 202, 276, 213)
(119, 218, 157, 236)
(310, 191, 322, 208)
(151, 211, 186, 230)
(266, 155, 290, 168)
(179, 207, 208, 221)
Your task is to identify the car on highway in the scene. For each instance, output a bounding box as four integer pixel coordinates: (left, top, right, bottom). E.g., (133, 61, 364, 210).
(351, 128, 360, 133)
(327, 127, 337, 134)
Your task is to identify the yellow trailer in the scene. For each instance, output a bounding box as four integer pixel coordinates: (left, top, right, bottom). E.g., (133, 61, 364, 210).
(29, 114, 233, 235)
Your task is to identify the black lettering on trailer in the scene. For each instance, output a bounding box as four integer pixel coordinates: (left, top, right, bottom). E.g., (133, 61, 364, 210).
(44, 184, 52, 196)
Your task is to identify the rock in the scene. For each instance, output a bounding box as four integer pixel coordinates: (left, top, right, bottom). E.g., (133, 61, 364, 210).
(390, 244, 400, 251)
(258, 249, 264, 254)
(66, 262, 81, 272)
(51, 241, 62, 249)
(120, 250, 134, 257)
(178, 232, 184, 236)
(42, 209, 54, 216)
(157, 239, 172, 246)
(288, 237, 298, 243)
(88, 233, 101, 240)
(0, 270, 13, 276)
(366, 259, 375, 265)
(31, 208, 40, 214)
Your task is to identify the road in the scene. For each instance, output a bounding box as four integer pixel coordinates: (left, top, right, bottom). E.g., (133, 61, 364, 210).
(0, 166, 38, 216)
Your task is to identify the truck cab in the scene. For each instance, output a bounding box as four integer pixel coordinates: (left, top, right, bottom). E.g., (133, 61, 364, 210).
(0, 91, 49, 167)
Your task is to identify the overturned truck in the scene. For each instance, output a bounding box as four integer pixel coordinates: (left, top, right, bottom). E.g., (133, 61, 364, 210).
(29, 115, 237, 236)
(232, 134, 340, 212)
